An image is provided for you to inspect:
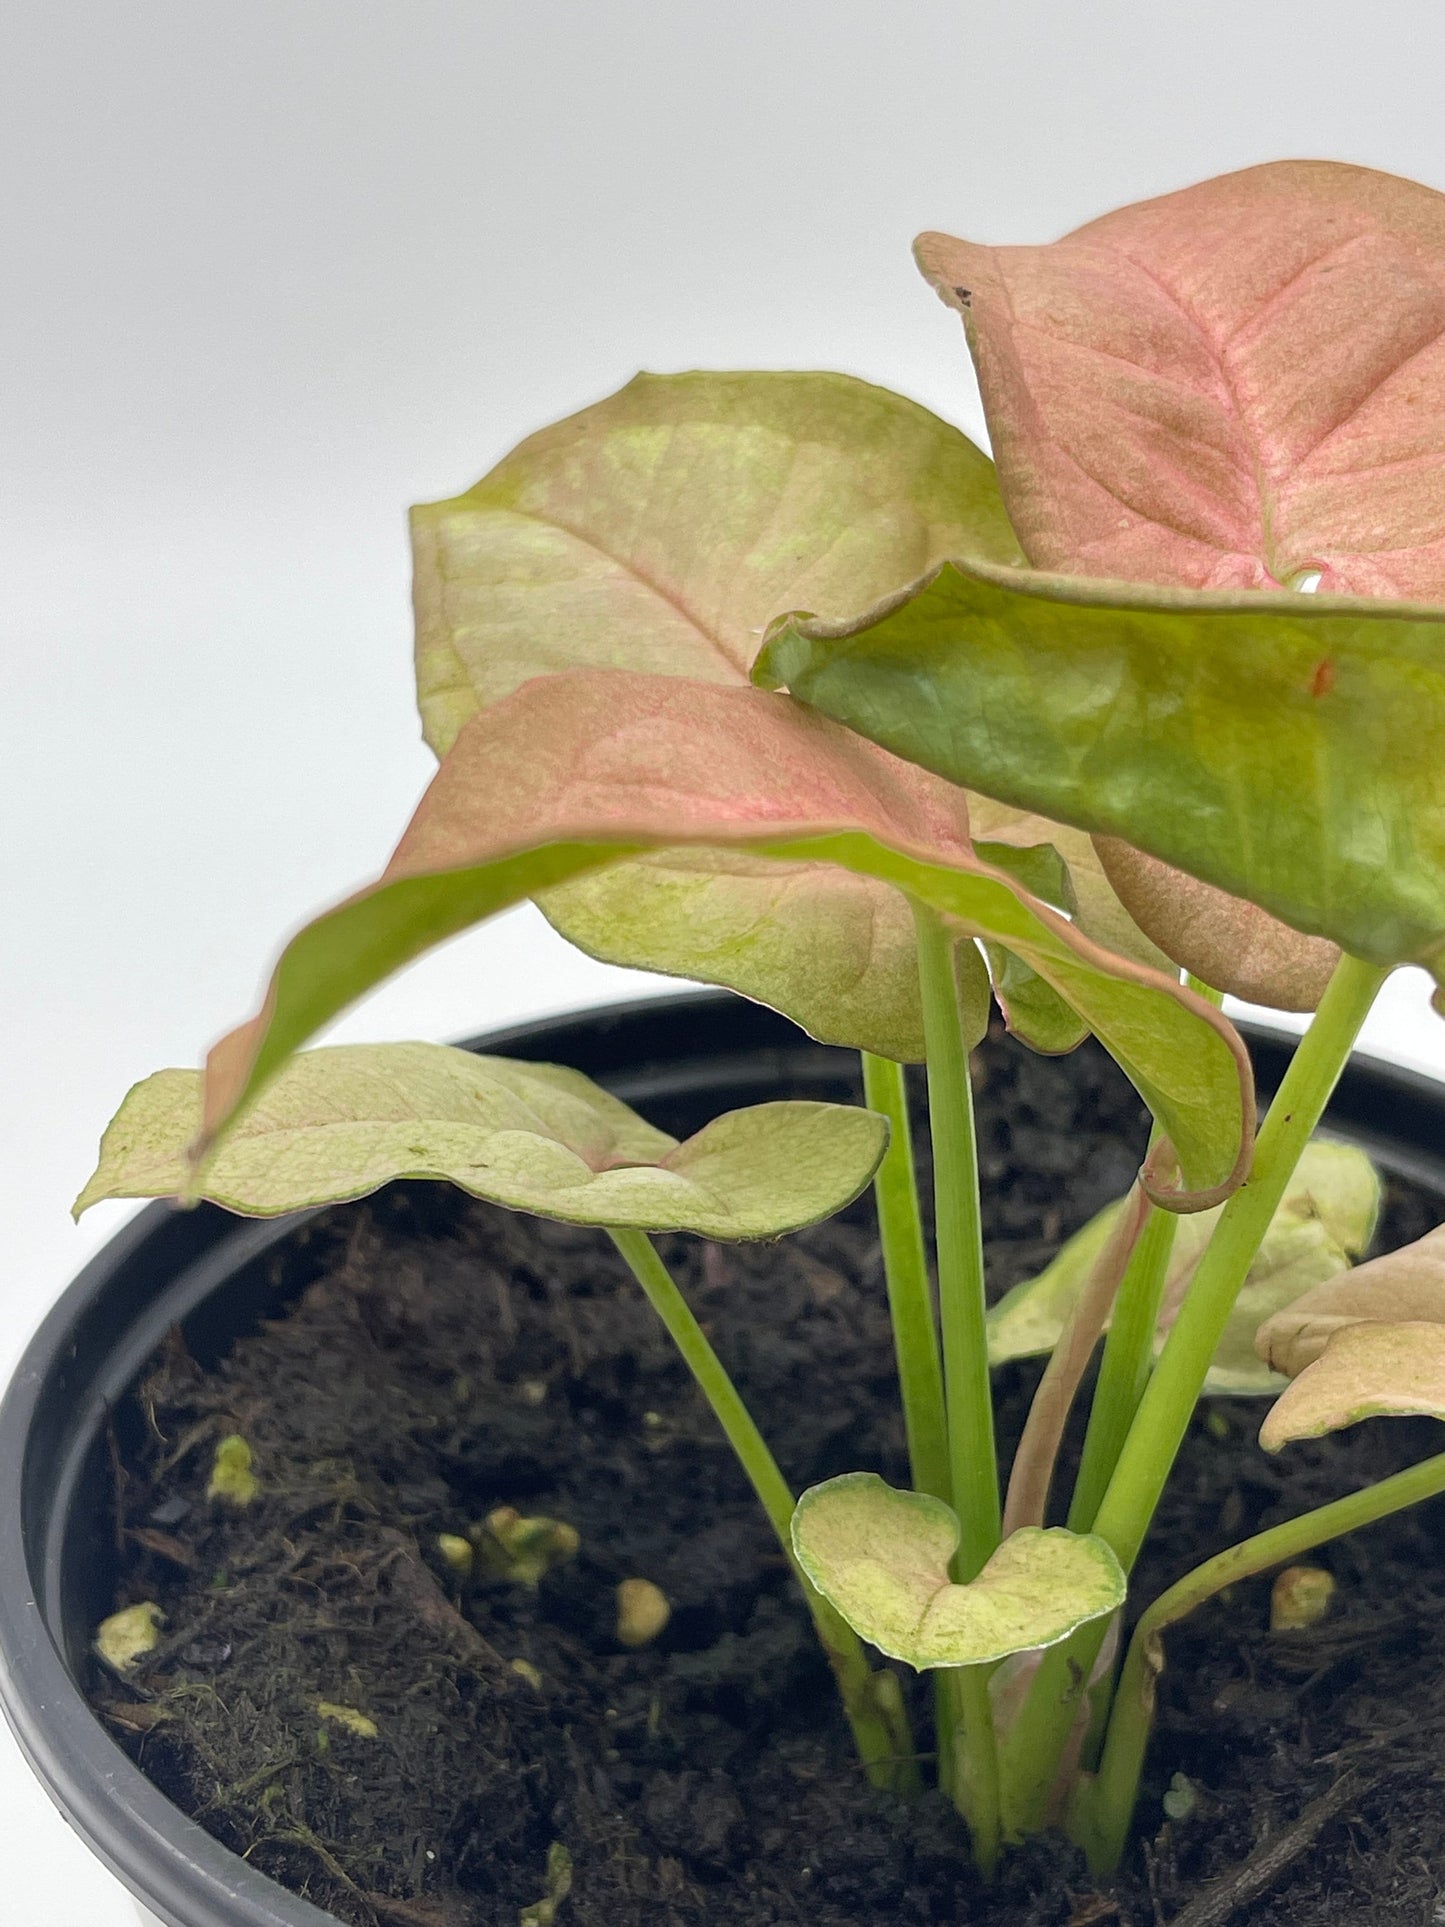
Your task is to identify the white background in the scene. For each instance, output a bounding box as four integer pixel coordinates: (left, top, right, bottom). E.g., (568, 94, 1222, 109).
(5, 5, 1445, 1918)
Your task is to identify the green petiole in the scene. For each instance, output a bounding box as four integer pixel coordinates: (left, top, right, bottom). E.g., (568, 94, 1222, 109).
(1081, 1446, 1445, 1872)
(861, 1052, 950, 1506)
(911, 904, 1000, 1577)
(1069, 978, 1221, 1535)
(607, 1227, 919, 1795)
(911, 904, 1002, 1867)
(999, 953, 1388, 1834)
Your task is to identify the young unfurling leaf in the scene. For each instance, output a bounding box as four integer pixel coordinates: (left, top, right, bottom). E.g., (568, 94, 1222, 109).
(988, 1140, 1380, 1393)
(790, 1472, 1124, 1670)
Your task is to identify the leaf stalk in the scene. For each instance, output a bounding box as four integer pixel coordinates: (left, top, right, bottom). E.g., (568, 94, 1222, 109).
(607, 1227, 918, 1793)
(998, 952, 1388, 1833)
(861, 1051, 951, 1505)
(1080, 1446, 1445, 1872)
(912, 904, 1001, 1577)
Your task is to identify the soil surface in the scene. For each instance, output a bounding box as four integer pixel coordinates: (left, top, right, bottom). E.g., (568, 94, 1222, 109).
(97, 1026, 1445, 1926)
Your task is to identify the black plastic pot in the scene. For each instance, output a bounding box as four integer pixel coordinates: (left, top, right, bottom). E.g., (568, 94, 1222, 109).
(3, 989, 1444, 1927)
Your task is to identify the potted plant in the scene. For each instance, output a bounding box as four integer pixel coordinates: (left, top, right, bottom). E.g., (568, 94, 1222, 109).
(7, 156, 1445, 1925)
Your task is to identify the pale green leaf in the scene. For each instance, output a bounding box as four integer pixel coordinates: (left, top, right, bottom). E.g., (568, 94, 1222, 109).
(411, 370, 1019, 1058)
(75, 1042, 887, 1240)
(413, 370, 1023, 748)
(791, 1472, 1125, 1671)
(538, 846, 991, 1062)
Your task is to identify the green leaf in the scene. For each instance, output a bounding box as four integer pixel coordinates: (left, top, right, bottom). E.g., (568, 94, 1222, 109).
(972, 803, 1167, 1048)
(75, 1041, 888, 1239)
(411, 370, 1019, 1058)
(970, 806, 1171, 976)
(1255, 1222, 1445, 1377)
(790, 1472, 1125, 1671)
(756, 555, 1445, 981)
(538, 847, 992, 1064)
(195, 672, 1254, 1209)
(1260, 1321, 1445, 1450)
(914, 162, 1445, 599)
(988, 1140, 1380, 1394)
(983, 942, 1088, 1054)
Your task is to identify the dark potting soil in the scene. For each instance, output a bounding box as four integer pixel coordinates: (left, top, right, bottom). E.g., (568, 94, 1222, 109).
(96, 1026, 1445, 1927)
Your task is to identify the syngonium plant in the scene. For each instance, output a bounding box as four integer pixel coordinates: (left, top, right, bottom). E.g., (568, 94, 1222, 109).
(79, 159, 1445, 1883)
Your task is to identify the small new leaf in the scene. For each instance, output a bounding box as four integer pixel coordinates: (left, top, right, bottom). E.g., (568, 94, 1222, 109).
(1260, 1322, 1445, 1449)
(75, 1042, 887, 1240)
(989, 1140, 1379, 1394)
(791, 1472, 1125, 1671)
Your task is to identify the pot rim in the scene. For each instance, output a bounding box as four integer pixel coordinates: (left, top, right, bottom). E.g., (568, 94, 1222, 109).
(3, 986, 1444, 1927)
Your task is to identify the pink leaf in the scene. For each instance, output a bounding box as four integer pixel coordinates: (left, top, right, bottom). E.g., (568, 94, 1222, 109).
(199, 671, 1252, 1207)
(918, 161, 1445, 596)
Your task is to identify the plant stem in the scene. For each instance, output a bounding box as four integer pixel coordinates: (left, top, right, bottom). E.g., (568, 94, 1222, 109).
(1067, 978, 1221, 1534)
(1007, 1185, 1149, 1535)
(607, 1226, 918, 1794)
(942, 1666, 1003, 1876)
(999, 952, 1388, 1834)
(912, 902, 1001, 1578)
(1082, 1447, 1445, 1873)
(1066, 1192, 1177, 1533)
(861, 1051, 951, 1505)
(1094, 953, 1386, 1569)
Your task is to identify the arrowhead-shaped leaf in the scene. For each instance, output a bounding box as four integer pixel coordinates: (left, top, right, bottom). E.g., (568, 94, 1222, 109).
(1255, 1222, 1445, 1377)
(988, 1140, 1380, 1394)
(195, 671, 1254, 1208)
(757, 557, 1445, 980)
(537, 845, 992, 1064)
(411, 370, 1018, 1059)
(74, 1041, 887, 1238)
(916, 162, 1445, 598)
(1260, 1321, 1445, 1449)
(791, 1472, 1125, 1670)
(758, 166, 1445, 989)
(412, 370, 1023, 747)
